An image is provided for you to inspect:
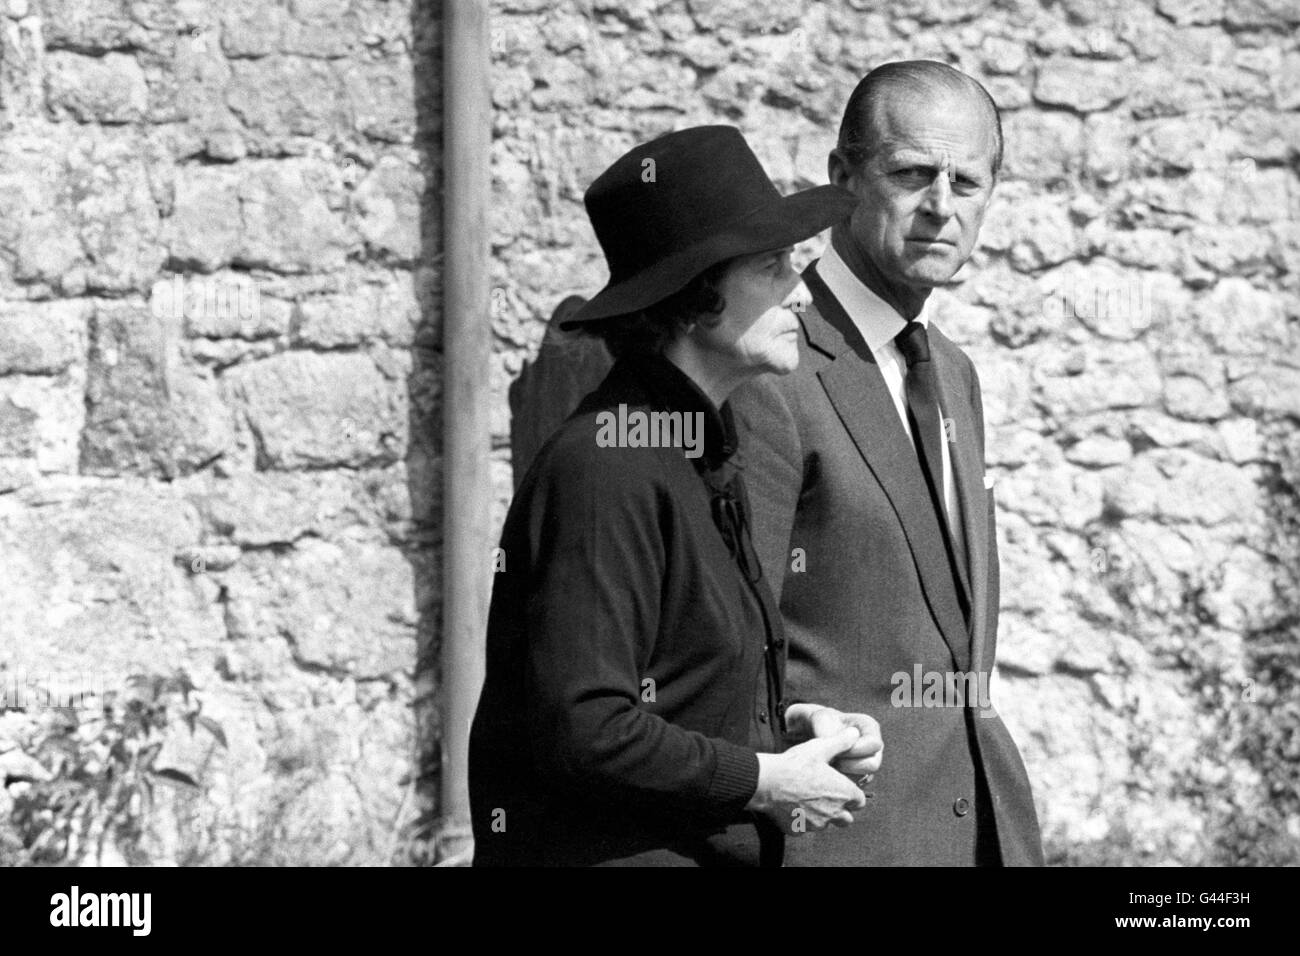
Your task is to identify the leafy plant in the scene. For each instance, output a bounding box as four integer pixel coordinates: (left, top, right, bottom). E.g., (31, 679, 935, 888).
(5, 670, 226, 866)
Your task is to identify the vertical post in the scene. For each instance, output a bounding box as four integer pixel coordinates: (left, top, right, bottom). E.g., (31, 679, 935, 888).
(439, 0, 491, 864)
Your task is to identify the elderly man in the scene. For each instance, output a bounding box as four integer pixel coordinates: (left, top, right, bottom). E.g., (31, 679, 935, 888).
(732, 61, 1045, 866)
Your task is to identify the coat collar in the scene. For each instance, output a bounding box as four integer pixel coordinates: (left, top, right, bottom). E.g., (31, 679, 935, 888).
(817, 242, 932, 357)
(581, 352, 739, 473)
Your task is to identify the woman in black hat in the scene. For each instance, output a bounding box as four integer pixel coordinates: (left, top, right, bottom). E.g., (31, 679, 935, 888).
(470, 126, 883, 866)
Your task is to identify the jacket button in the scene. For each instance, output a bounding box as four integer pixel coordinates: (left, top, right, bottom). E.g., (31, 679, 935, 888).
(953, 797, 970, 817)
(757, 710, 769, 724)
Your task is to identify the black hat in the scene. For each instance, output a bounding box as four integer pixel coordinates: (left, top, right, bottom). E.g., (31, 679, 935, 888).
(560, 126, 858, 329)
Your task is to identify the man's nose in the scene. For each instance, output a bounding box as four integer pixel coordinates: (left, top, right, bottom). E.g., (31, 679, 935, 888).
(920, 169, 954, 219)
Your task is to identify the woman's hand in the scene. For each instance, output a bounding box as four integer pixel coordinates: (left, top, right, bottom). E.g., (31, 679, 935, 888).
(784, 703, 884, 778)
(746, 728, 869, 834)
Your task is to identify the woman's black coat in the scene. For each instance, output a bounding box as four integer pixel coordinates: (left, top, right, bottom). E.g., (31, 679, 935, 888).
(469, 354, 788, 866)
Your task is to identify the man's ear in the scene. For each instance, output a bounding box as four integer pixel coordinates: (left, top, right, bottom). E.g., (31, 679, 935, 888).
(827, 148, 855, 189)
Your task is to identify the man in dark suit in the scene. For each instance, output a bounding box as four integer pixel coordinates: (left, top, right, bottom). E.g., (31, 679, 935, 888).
(732, 61, 1045, 865)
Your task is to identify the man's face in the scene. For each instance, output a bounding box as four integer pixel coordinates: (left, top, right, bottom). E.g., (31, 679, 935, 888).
(833, 89, 997, 293)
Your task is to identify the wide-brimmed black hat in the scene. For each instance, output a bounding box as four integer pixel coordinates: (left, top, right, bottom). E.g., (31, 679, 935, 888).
(560, 126, 858, 329)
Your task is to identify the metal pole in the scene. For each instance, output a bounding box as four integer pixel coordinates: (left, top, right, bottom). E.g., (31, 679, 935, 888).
(439, 0, 491, 864)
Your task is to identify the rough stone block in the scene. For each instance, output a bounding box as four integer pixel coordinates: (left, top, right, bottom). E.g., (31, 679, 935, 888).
(13, 211, 83, 287)
(1193, 277, 1291, 358)
(45, 51, 148, 123)
(1033, 56, 1130, 112)
(222, 350, 406, 470)
(190, 467, 407, 547)
(292, 277, 419, 349)
(235, 162, 355, 274)
(1164, 374, 1233, 422)
(280, 0, 360, 58)
(1034, 342, 1163, 417)
(226, 57, 350, 142)
(1006, 195, 1076, 270)
(1229, 363, 1300, 420)
(165, 166, 244, 273)
(1102, 450, 1261, 527)
(351, 157, 423, 262)
(342, 58, 416, 143)
(0, 480, 218, 677)
(0, 395, 38, 457)
(1001, 110, 1084, 183)
(219, 0, 288, 58)
(0, 372, 86, 473)
(0, 300, 87, 375)
(42, 0, 177, 54)
(219, 538, 415, 679)
(80, 301, 235, 477)
(65, 132, 166, 293)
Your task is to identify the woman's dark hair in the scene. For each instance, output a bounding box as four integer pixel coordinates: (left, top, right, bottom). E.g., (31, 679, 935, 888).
(582, 257, 733, 359)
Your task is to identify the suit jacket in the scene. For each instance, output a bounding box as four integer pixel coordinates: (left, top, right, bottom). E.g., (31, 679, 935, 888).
(471, 353, 786, 866)
(730, 263, 1044, 866)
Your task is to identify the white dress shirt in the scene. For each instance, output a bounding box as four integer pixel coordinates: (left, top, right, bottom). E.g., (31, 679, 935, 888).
(817, 244, 959, 527)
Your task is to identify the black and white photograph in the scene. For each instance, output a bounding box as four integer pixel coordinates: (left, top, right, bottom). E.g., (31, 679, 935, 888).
(0, 0, 1295, 906)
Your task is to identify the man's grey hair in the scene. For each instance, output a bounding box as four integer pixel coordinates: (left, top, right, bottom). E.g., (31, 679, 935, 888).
(836, 60, 1004, 177)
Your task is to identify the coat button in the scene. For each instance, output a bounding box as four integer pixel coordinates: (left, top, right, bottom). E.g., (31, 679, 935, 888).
(953, 797, 971, 817)
(757, 710, 769, 724)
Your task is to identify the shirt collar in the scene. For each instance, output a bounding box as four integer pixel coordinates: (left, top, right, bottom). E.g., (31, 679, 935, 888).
(620, 352, 737, 472)
(816, 242, 930, 357)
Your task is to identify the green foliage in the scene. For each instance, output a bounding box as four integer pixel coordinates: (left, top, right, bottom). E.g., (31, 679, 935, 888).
(1179, 423, 1300, 866)
(3, 671, 226, 866)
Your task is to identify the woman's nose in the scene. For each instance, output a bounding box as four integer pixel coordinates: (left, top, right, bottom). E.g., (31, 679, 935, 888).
(783, 279, 812, 314)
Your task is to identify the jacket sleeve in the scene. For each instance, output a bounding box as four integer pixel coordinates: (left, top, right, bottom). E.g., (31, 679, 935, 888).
(519, 434, 759, 821)
(730, 374, 805, 604)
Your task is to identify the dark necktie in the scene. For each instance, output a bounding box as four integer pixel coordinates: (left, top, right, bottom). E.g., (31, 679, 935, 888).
(894, 321, 970, 619)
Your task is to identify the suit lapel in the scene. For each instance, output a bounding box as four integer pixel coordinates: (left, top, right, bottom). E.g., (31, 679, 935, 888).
(931, 331, 989, 673)
(803, 265, 972, 673)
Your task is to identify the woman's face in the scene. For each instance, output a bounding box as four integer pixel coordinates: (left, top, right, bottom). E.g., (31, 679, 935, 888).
(696, 247, 805, 377)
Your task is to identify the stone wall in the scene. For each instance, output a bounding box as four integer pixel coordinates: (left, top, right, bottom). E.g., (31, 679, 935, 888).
(489, 0, 1300, 865)
(0, 0, 437, 865)
(1, 0, 1296, 866)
